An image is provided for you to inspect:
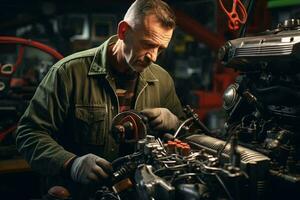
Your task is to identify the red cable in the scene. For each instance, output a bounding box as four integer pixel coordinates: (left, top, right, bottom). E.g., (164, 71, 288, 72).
(13, 45, 25, 73)
(0, 124, 17, 142)
(0, 36, 63, 60)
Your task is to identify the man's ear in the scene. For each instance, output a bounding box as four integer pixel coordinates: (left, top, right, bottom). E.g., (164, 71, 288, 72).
(117, 21, 130, 40)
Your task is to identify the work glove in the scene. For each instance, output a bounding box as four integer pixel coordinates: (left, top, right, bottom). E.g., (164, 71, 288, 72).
(70, 153, 112, 184)
(141, 108, 180, 131)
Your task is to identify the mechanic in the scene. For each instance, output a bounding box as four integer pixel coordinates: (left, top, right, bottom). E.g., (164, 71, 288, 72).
(15, 0, 184, 198)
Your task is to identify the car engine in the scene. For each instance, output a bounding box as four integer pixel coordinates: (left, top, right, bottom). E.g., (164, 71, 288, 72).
(90, 19, 300, 200)
(219, 18, 300, 199)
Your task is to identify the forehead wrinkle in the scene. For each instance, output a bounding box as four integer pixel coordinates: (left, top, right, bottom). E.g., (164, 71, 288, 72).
(144, 29, 172, 47)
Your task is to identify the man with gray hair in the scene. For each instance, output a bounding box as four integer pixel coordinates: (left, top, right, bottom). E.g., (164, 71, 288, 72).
(16, 0, 183, 198)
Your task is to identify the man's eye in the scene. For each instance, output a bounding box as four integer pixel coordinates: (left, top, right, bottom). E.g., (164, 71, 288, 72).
(146, 44, 154, 48)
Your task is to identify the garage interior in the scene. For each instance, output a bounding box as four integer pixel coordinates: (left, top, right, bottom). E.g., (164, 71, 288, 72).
(0, 0, 300, 199)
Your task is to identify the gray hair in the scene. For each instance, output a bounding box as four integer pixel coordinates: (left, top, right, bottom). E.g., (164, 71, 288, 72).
(124, 0, 176, 29)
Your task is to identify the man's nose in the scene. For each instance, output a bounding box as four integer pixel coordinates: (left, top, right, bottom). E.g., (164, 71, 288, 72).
(146, 48, 158, 62)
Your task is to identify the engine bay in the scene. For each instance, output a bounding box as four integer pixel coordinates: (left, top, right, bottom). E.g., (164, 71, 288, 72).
(93, 19, 300, 200)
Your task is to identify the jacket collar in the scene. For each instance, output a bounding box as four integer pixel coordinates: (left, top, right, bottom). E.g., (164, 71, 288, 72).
(140, 67, 158, 83)
(88, 35, 158, 83)
(88, 35, 115, 75)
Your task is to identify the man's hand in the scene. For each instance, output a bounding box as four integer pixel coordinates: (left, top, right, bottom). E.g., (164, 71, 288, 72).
(141, 108, 180, 131)
(70, 154, 112, 184)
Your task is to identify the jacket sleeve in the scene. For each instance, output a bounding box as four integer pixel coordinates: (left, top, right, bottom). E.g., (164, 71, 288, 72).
(15, 64, 76, 176)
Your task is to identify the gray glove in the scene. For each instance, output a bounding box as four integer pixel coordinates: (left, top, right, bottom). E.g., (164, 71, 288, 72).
(141, 108, 180, 131)
(70, 153, 112, 184)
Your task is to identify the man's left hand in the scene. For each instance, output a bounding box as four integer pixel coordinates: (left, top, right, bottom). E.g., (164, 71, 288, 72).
(141, 108, 180, 131)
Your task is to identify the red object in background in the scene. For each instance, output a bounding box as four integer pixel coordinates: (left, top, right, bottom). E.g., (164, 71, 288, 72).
(172, 8, 239, 122)
(0, 36, 64, 142)
(194, 69, 238, 121)
(194, 91, 223, 121)
(174, 2, 268, 122)
(0, 36, 63, 59)
(0, 36, 63, 74)
(0, 125, 17, 142)
(218, 0, 248, 31)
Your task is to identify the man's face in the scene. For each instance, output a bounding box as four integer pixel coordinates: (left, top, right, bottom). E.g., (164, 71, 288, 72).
(123, 14, 174, 72)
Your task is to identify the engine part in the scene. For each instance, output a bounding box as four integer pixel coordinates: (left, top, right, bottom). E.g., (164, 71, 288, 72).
(219, 19, 300, 199)
(186, 134, 269, 200)
(218, 19, 300, 73)
(111, 110, 148, 144)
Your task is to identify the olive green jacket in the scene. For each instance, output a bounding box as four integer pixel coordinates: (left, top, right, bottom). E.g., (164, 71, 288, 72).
(15, 35, 184, 177)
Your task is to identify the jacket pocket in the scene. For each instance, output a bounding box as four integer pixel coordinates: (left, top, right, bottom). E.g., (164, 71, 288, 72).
(74, 104, 107, 145)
